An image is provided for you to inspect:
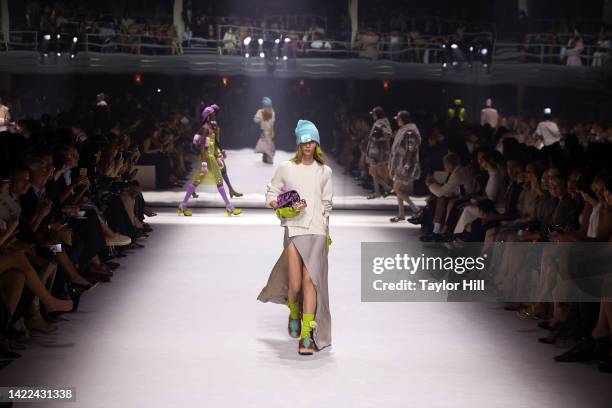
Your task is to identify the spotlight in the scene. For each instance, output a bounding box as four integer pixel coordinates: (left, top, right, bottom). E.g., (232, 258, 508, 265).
(43, 34, 51, 41)
(222, 77, 229, 86)
(43, 53, 48, 57)
(243, 36, 251, 46)
(274, 38, 280, 44)
(56, 34, 61, 40)
(442, 62, 447, 68)
(544, 107, 552, 115)
(258, 38, 263, 45)
(452, 61, 458, 66)
(70, 54, 75, 59)
(245, 53, 250, 58)
(451, 43, 458, 49)
(483, 63, 489, 68)
(56, 52, 61, 57)
(284, 37, 291, 43)
(283, 56, 288, 60)
(442, 44, 446, 49)
(275, 56, 279, 60)
(73, 37, 78, 43)
(469, 46, 474, 52)
(259, 52, 265, 58)
(156, 88, 161, 93)
(481, 48, 488, 56)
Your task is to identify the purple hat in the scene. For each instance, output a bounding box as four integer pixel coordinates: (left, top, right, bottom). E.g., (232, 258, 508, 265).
(201, 106, 215, 121)
(210, 104, 220, 112)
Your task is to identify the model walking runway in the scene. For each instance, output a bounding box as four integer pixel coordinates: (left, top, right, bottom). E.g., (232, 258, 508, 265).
(1, 208, 611, 407)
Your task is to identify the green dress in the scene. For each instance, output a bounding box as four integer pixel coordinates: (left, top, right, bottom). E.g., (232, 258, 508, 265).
(193, 127, 223, 186)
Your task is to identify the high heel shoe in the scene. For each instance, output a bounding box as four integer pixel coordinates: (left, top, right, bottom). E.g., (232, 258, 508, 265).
(178, 207, 193, 216)
(230, 191, 243, 198)
(68, 285, 84, 312)
(538, 321, 573, 344)
(191, 192, 199, 198)
(71, 282, 98, 291)
(298, 337, 315, 355)
(46, 300, 74, 321)
(226, 208, 242, 216)
(554, 336, 610, 362)
(288, 316, 301, 339)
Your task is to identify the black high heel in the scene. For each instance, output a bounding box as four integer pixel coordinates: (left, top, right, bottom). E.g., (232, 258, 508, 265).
(555, 336, 610, 362)
(46, 310, 67, 320)
(68, 285, 85, 312)
(538, 320, 555, 331)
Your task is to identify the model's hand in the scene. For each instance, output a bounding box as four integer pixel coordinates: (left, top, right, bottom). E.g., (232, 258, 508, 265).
(292, 201, 307, 212)
(275, 207, 301, 220)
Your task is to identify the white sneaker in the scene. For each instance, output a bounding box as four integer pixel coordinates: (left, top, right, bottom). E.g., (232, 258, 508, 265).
(106, 233, 132, 247)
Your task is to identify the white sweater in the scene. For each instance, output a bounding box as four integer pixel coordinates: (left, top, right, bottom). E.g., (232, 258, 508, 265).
(266, 160, 333, 237)
(253, 109, 276, 137)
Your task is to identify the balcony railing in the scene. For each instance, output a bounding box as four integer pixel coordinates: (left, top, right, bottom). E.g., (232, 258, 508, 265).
(1, 30, 610, 68)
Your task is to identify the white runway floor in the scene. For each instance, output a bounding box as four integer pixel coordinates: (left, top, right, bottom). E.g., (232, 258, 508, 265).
(143, 149, 426, 210)
(1, 209, 611, 407)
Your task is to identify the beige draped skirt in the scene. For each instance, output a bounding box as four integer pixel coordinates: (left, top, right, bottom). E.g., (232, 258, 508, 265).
(257, 229, 331, 350)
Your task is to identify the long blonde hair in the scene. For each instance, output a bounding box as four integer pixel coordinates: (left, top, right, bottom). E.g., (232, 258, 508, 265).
(262, 108, 273, 121)
(292, 144, 325, 165)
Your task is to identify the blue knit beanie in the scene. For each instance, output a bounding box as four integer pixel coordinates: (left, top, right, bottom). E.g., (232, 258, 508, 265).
(295, 120, 320, 145)
(262, 97, 272, 108)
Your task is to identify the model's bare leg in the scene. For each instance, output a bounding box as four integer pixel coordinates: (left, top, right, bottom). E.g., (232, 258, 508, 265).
(287, 242, 302, 304)
(286, 242, 303, 338)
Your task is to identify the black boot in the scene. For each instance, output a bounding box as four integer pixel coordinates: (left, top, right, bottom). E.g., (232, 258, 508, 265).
(554, 336, 609, 362)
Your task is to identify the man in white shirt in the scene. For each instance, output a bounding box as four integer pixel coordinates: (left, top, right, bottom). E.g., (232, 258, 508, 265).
(96, 93, 108, 107)
(534, 108, 561, 149)
(0, 97, 10, 132)
(409, 153, 474, 240)
(480, 98, 499, 128)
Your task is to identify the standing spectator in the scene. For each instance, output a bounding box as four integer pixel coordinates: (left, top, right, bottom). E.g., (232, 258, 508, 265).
(222, 28, 238, 54)
(357, 30, 381, 60)
(535, 108, 561, 150)
(565, 32, 584, 66)
(25, 1, 41, 31)
(182, 26, 193, 49)
(592, 30, 611, 67)
(0, 97, 10, 132)
(480, 98, 499, 129)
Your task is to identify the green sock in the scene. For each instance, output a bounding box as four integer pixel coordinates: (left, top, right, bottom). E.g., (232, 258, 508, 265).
(301, 313, 316, 339)
(288, 302, 300, 320)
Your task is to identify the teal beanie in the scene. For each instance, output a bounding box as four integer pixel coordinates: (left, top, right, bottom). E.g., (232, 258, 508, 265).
(262, 97, 272, 108)
(295, 120, 320, 145)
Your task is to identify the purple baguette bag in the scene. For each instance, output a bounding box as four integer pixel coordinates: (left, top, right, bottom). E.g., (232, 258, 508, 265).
(276, 190, 306, 209)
